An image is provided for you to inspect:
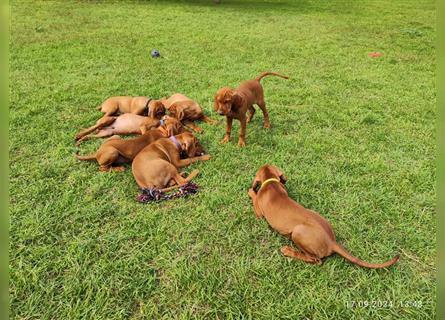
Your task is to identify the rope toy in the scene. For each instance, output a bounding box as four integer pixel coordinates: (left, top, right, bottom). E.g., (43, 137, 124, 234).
(136, 182, 199, 203)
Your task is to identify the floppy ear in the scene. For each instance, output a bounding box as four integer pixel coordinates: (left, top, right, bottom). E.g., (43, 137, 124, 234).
(213, 95, 219, 111)
(252, 178, 261, 193)
(184, 136, 197, 157)
(276, 168, 288, 184)
(232, 93, 244, 110)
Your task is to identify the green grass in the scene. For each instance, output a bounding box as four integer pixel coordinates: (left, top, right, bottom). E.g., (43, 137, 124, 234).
(9, 0, 436, 318)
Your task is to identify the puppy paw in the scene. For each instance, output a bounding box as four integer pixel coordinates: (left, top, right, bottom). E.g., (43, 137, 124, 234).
(200, 154, 211, 161)
(221, 136, 230, 144)
(247, 188, 256, 198)
(237, 140, 246, 147)
(280, 246, 295, 257)
(263, 122, 271, 129)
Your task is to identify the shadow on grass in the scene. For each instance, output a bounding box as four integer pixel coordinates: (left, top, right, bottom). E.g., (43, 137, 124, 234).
(142, 0, 362, 15)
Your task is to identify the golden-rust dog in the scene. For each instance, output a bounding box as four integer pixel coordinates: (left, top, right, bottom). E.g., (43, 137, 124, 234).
(161, 93, 215, 133)
(132, 132, 210, 191)
(98, 96, 165, 117)
(248, 164, 399, 268)
(75, 117, 184, 172)
(214, 72, 288, 147)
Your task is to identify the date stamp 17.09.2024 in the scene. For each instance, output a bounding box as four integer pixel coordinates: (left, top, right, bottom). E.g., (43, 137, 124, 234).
(345, 300, 424, 309)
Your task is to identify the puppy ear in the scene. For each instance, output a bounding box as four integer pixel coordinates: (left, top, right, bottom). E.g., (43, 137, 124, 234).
(213, 96, 219, 111)
(232, 93, 244, 110)
(279, 174, 288, 184)
(252, 179, 261, 193)
(184, 136, 197, 157)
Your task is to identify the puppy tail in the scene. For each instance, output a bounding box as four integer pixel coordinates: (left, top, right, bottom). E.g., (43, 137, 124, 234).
(160, 170, 200, 192)
(331, 242, 399, 269)
(74, 151, 96, 161)
(255, 71, 289, 82)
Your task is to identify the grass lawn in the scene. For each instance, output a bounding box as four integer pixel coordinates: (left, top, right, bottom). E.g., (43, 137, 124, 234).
(9, 0, 436, 318)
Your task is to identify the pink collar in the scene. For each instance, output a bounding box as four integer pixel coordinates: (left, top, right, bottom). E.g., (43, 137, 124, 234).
(169, 136, 182, 150)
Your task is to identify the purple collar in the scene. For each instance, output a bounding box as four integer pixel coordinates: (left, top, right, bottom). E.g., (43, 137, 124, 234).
(169, 136, 182, 150)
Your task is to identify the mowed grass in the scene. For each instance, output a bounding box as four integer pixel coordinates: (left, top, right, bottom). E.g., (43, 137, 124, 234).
(9, 0, 436, 318)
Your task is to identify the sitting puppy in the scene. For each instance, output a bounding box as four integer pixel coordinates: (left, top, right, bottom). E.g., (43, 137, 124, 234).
(75, 111, 166, 147)
(161, 93, 215, 133)
(247, 165, 399, 268)
(214, 71, 288, 147)
(75, 117, 184, 172)
(98, 96, 165, 117)
(132, 132, 210, 191)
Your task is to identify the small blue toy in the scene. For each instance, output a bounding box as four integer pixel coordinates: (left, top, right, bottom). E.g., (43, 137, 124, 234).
(151, 49, 161, 58)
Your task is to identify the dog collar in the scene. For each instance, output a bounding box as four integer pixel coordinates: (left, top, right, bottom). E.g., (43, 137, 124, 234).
(259, 178, 281, 191)
(169, 136, 182, 151)
(160, 119, 165, 126)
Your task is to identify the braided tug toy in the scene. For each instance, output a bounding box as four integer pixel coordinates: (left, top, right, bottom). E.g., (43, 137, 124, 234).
(136, 182, 199, 203)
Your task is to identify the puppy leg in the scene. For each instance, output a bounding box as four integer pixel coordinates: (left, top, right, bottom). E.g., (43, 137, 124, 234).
(160, 170, 200, 192)
(287, 225, 323, 265)
(201, 115, 217, 124)
(75, 129, 115, 146)
(96, 147, 121, 171)
(257, 99, 270, 129)
(183, 120, 204, 134)
(99, 165, 125, 172)
(246, 105, 256, 123)
(75, 116, 117, 141)
(221, 117, 233, 143)
(105, 135, 121, 142)
(238, 116, 247, 147)
(280, 246, 321, 264)
(172, 154, 211, 168)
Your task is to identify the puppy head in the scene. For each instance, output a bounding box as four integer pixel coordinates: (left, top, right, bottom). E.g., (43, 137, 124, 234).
(178, 131, 200, 157)
(148, 100, 167, 119)
(251, 165, 287, 192)
(214, 87, 236, 116)
(162, 116, 183, 137)
(168, 104, 185, 121)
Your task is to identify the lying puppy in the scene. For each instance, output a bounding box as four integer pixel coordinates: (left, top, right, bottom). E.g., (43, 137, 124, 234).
(75, 117, 184, 172)
(248, 165, 399, 268)
(98, 96, 166, 117)
(75, 111, 166, 146)
(132, 132, 210, 191)
(214, 71, 288, 147)
(161, 93, 215, 133)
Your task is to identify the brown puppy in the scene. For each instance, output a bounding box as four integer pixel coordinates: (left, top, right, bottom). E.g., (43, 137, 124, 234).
(75, 117, 184, 172)
(161, 93, 215, 133)
(98, 96, 165, 117)
(247, 165, 399, 268)
(214, 71, 288, 147)
(132, 132, 210, 191)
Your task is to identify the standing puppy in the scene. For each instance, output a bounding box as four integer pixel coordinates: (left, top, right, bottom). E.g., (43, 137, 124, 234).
(214, 72, 288, 147)
(248, 165, 399, 268)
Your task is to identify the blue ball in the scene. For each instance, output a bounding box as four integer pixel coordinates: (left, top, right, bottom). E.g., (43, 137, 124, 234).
(151, 49, 160, 58)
